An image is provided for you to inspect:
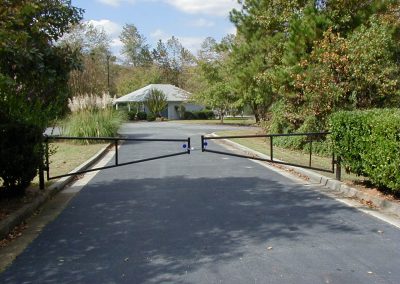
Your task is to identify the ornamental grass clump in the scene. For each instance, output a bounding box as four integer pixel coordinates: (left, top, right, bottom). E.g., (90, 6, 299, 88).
(62, 93, 126, 143)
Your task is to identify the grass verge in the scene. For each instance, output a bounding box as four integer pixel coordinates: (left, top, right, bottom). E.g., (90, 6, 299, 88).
(176, 117, 257, 126)
(214, 129, 363, 183)
(0, 142, 107, 222)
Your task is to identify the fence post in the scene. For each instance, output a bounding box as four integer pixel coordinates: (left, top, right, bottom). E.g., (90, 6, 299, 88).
(335, 156, 342, 181)
(115, 139, 119, 166)
(270, 136, 273, 161)
(39, 139, 45, 190)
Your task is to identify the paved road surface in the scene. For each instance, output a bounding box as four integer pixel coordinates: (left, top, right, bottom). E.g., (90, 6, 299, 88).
(1, 122, 400, 283)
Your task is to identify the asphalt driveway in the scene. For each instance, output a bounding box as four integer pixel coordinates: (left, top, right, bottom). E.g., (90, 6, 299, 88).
(1, 122, 400, 283)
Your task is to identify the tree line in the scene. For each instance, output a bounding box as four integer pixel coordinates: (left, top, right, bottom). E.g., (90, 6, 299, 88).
(59, 23, 197, 99)
(209, 0, 400, 130)
(63, 0, 399, 131)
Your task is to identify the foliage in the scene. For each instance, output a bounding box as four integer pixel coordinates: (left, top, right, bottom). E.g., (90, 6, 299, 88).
(194, 110, 215, 120)
(195, 36, 236, 123)
(136, 111, 147, 120)
(0, 0, 83, 192)
(120, 24, 152, 67)
(67, 93, 114, 112)
(144, 89, 168, 117)
(174, 104, 186, 119)
(62, 108, 125, 142)
(182, 110, 215, 120)
(127, 111, 136, 121)
(0, 122, 43, 194)
(227, 0, 399, 132)
(152, 37, 196, 88)
(62, 93, 124, 142)
(59, 23, 117, 96)
(116, 66, 163, 96)
(147, 113, 156, 121)
(0, 0, 83, 128)
(115, 35, 197, 97)
(330, 109, 400, 192)
(183, 111, 196, 120)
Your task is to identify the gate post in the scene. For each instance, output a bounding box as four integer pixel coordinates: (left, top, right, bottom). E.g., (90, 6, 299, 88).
(335, 156, 342, 181)
(39, 138, 46, 190)
(39, 162, 45, 190)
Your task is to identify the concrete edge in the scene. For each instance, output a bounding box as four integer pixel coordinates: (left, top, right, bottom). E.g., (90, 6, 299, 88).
(209, 133, 400, 217)
(0, 144, 112, 240)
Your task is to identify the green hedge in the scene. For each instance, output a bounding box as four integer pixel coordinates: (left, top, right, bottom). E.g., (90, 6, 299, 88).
(183, 110, 214, 120)
(330, 109, 400, 192)
(0, 123, 42, 193)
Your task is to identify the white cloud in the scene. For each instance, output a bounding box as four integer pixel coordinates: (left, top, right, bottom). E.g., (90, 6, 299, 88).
(86, 19, 122, 38)
(164, 0, 239, 16)
(227, 26, 236, 35)
(150, 29, 170, 41)
(178, 36, 205, 54)
(191, 18, 215, 28)
(98, 0, 239, 16)
(111, 38, 123, 47)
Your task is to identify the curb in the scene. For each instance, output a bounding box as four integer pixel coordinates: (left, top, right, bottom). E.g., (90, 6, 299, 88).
(0, 144, 111, 240)
(210, 133, 400, 217)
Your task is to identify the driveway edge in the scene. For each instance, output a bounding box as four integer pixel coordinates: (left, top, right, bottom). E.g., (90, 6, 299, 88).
(210, 133, 400, 218)
(0, 144, 111, 240)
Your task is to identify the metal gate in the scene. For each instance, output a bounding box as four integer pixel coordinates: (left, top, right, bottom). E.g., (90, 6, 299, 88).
(201, 132, 341, 180)
(39, 132, 342, 190)
(39, 135, 191, 189)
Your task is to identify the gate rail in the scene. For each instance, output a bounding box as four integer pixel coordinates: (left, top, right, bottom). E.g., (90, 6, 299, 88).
(201, 132, 341, 180)
(40, 135, 191, 189)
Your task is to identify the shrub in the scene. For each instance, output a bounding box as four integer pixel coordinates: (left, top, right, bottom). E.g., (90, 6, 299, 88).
(330, 109, 400, 192)
(193, 111, 207, 119)
(147, 113, 156, 121)
(203, 110, 215, 119)
(127, 110, 136, 121)
(62, 108, 125, 142)
(136, 111, 147, 120)
(193, 110, 215, 120)
(144, 89, 168, 117)
(175, 104, 186, 119)
(0, 123, 42, 193)
(269, 116, 332, 156)
(183, 111, 197, 120)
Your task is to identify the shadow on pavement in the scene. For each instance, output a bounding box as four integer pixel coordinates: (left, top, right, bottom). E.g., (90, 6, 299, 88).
(0, 176, 359, 283)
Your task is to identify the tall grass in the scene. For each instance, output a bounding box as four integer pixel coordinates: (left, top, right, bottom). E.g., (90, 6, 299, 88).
(62, 93, 126, 143)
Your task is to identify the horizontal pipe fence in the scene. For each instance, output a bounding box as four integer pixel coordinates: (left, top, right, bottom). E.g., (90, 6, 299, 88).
(201, 132, 341, 179)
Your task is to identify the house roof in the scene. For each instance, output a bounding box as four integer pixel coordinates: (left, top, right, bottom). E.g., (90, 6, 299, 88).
(114, 84, 191, 103)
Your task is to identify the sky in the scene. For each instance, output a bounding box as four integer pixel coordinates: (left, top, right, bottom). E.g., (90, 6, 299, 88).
(71, 0, 239, 58)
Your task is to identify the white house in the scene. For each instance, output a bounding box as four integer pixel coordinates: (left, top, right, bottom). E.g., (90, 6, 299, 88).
(114, 84, 203, 120)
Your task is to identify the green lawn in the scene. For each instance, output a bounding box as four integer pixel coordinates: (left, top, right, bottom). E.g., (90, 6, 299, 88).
(0, 142, 108, 222)
(176, 117, 257, 126)
(33, 142, 108, 186)
(214, 129, 362, 183)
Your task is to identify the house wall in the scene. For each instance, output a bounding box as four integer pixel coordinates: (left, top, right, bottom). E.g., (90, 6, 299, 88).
(167, 102, 204, 120)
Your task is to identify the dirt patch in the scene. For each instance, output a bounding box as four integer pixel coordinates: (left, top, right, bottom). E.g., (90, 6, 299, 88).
(346, 179, 400, 204)
(0, 186, 45, 223)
